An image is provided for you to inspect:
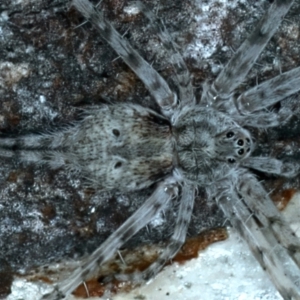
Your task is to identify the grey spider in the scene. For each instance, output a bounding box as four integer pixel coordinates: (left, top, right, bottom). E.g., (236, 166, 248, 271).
(2, 0, 300, 299)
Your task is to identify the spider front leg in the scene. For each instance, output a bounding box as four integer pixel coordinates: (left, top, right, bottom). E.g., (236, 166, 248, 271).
(237, 174, 300, 270)
(72, 0, 177, 117)
(236, 109, 293, 128)
(218, 185, 300, 300)
(202, 0, 295, 104)
(241, 156, 300, 177)
(114, 182, 195, 282)
(233, 66, 300, 128)
(42, 175, 179, 300)
(236, 66, 300, 114)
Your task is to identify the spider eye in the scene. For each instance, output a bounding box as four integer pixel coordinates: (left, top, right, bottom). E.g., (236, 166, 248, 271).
(228, 158, 236, 163)
(226, 131, 234, 138)
(238, 149, 244, 155)
(237, 139, 244, 146)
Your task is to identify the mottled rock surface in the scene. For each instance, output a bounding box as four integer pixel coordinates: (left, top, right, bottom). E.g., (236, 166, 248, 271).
(0, 0, 300, 298)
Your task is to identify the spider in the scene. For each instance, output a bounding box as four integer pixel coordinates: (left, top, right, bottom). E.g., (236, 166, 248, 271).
(2, 0, 300, 299)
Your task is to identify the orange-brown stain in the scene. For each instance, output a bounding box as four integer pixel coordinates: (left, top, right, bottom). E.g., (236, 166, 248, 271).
(271, 188, 297, 211)
(73, 227, 227, 298)
(173, 228, 228, 263)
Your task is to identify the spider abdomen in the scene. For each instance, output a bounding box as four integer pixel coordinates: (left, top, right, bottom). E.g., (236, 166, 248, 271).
(0, 104, 174, 191)
(74, 104, 174, 190)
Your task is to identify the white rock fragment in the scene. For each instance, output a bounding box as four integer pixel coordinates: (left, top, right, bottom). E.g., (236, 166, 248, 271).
(0, 62, 31, 90)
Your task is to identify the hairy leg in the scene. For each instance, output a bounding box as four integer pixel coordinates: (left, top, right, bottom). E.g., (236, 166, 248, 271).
(72, 0, 177, 117)
(114, 183, 195, 282)
(236, 109, 292, 128)
(237, 173, 300, 272)
(0, 128, 82, 169)
(217, 181, 300, 299)
(42, 175, 179, 300)
(241, 156, 300, 177)
(0, 148, 80, 170)
(236, 66, 300, 113)
(202, 0, 295, 104)
(134, 1, 194, 105)
(0, 130, 73, 149)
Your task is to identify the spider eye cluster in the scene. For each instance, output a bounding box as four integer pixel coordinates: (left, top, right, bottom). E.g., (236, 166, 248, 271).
(216, 128, 252, 164)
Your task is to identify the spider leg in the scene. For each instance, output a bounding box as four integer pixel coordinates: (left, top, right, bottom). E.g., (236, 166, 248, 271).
(236, 66, 300, 113)
(218, 179, 300, 299)
(202, 0, 295, 103)
(134, 1, 195, 105)
(0, 149, 75, 169)
(114, 182, 195, 282)
(241, 156, 300, 177)
(72, 0, 177, 117)
(236, 109, 293, 128)
(0, 131, 72, 149)
(42, 175, 179, 300)
(0, 131, 81, 169)
(237, 174, 300, 274)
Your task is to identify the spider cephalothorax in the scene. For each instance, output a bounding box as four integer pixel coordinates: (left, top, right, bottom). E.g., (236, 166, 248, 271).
(1, 0, 300, 299)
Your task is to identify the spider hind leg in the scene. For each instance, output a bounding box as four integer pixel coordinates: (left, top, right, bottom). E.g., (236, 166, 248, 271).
(42, 176, 179, 299)
(114, 183, 195, 283)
